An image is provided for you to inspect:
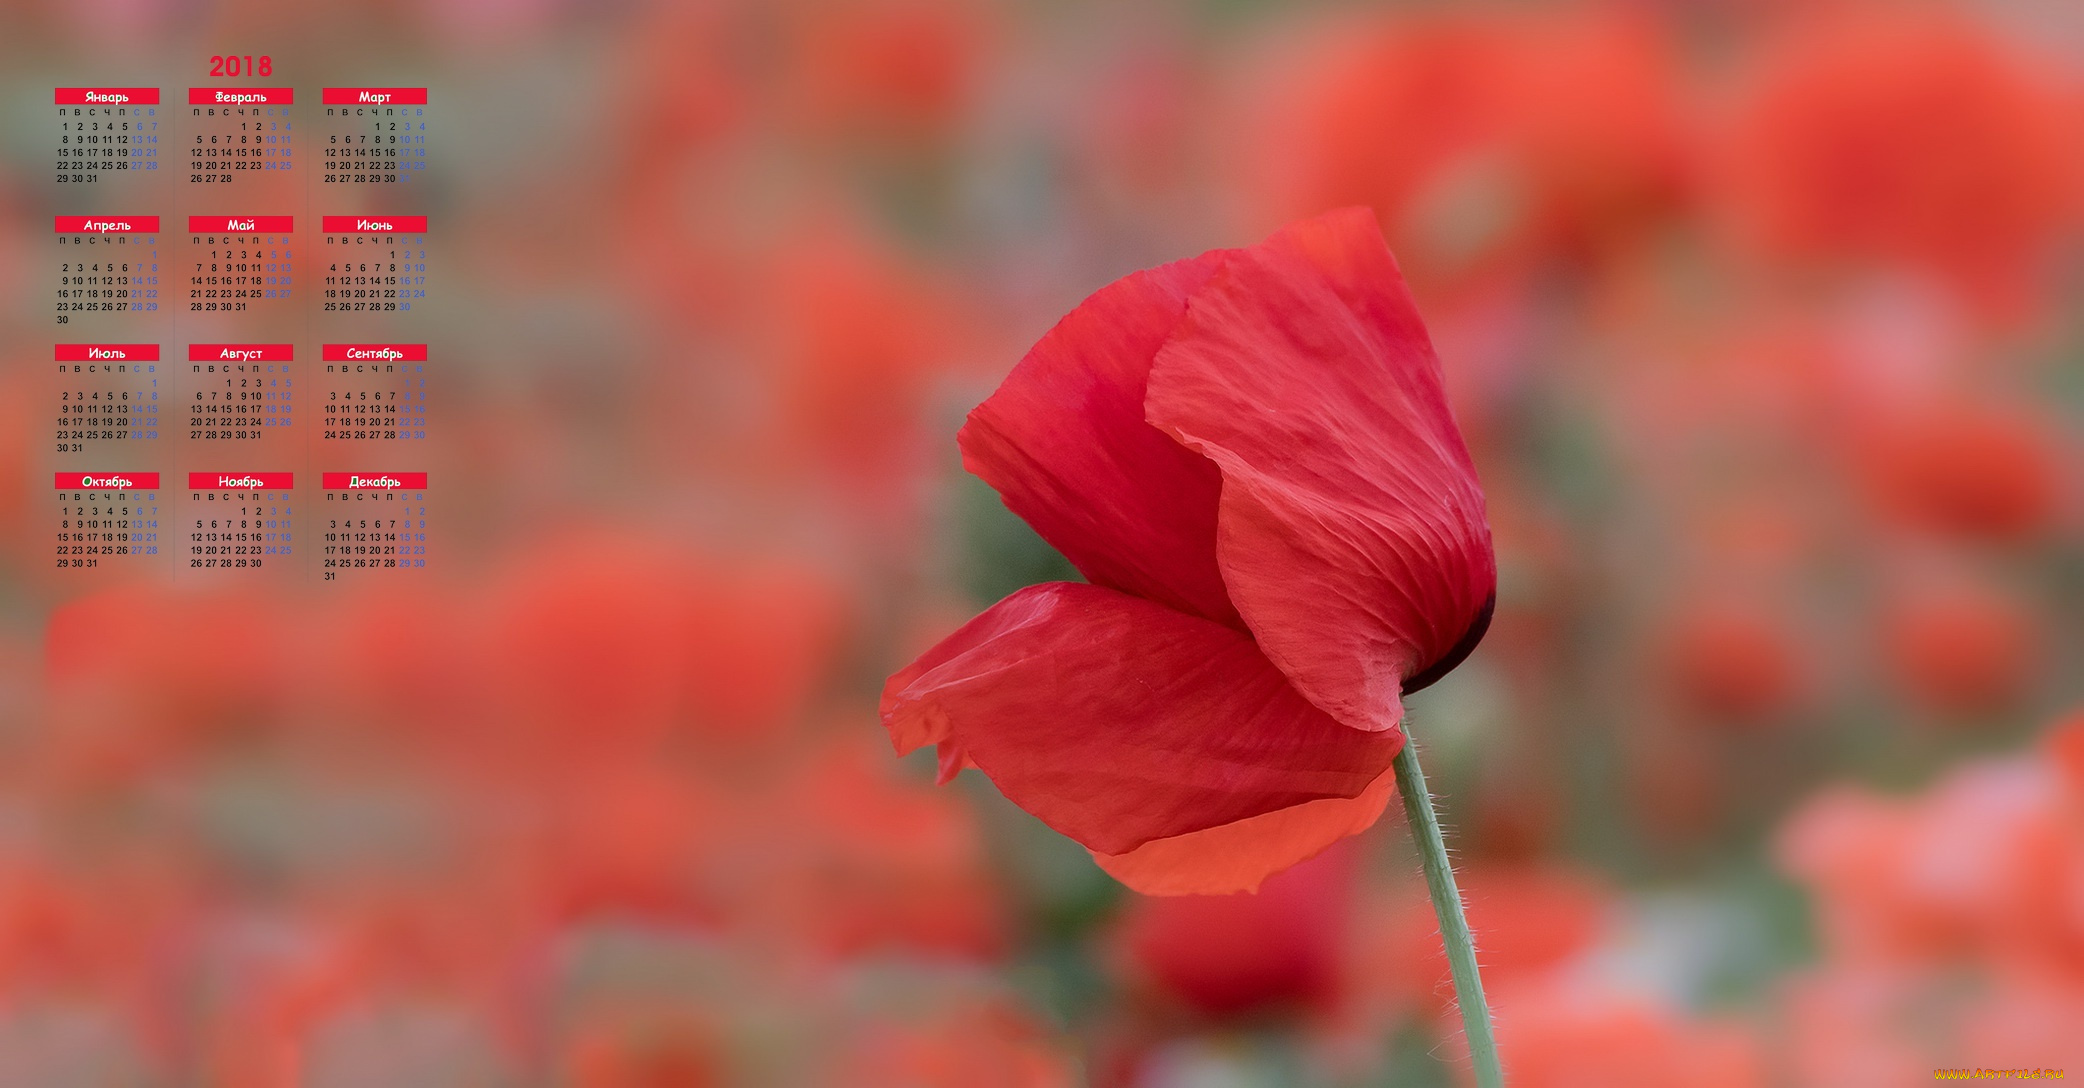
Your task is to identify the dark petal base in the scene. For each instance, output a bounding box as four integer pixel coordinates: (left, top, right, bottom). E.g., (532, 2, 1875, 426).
(1400, 590, 1496, 695)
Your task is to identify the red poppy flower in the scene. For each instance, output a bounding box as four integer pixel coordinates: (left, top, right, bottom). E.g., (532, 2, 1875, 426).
(1244, 9, 1690, 304)
(1115, 841, 1360, 1020)
(1718, 10, 2083, 315)
(561, 1007, 724, 1088)
(1858, 401, 2065, 543)
(2048, 708, 2084, 797)
(1880, 581, 2038, 718)
(1488, 982, 1767, 1088)
(1659, 596, 1810, 725)
(881, 209, 1495, 894)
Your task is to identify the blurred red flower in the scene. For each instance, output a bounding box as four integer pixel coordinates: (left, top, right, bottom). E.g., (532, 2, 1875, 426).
(1246, 9, 1691, 303)
(543, 760, 723, 924)
(780, 0, 992, 148)
(1858, 401, 2066, 544)
(1718, 10, 2084, 315)
(0, 392, 28, 551)
(753, 222, 976, 502)
(1626, 730, 1732, 850)
(823, 994, 1077, 1088)
(1777, 717, 2084, 1078)
(1777, 756, 2075, 968)
(1488, 982, 1766, 1088)
(1361, 862, 1612, 1020)
(561, 1007, 723, 1088)
(1114, 842, 1358, 1020)
(44, 588, 289, 782)
(481, 530, 846, 758)
(2048, 707, 2084, 795)
(882, 209, 1495, 894)
(1659, 596, 1810, 725)
(299, 582, 477, 745)
(729, 739, 1004, 963)
(1879, 581, 2038, 717)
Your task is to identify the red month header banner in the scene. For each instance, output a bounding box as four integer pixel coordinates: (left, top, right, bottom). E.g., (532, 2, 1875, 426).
(322, 87, 428, 104)
(188, 216, 294, 233)
(321, 216, 428, 232)
(187, 473, 295, 490)
(56, 344, 160, 361)
(55, 473, 160, 489)
(316, 214, 427, 231)
(322, 344, 428, 362)
(188, 344, 295, 362)
(323, 473, 428, 490)
(56, 88, 159, 104)
(187, 87, 293, 105)
(54, 216, 158, 233)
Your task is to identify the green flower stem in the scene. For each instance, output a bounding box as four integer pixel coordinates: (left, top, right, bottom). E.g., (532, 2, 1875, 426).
(1392, 729, 1504, 1088)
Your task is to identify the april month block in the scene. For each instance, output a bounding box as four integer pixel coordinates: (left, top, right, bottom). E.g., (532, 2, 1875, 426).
(54, 215, 161, 325)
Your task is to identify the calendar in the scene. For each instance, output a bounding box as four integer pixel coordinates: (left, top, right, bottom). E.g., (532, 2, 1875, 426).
(322, 343, 428, 441)
(54, 215, 162, 324)
(39, 60, 437, 584)
(321, 472, 428, 576)
(184, 471, 293, 571)
(53, 471, 161, 571)
(321, 87, 429, 184)
(321, 215, 428, 313)
(54, 343, 161, 451)
(186, 342, 294, 440)
(55, 87, 160, 184)
(187, 215, 294, 313)
(185, 85, 293, 183)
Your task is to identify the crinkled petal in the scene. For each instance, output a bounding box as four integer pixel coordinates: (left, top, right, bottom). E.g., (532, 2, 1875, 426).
(880, 582, 1403, 856)
(959, 253, 1243, 627)
(1093, 764, 1397, 895)
(1146, 208, 1495, 732)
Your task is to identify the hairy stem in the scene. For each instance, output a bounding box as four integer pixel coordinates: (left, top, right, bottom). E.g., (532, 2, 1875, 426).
(1393, 729, 1503, 1088)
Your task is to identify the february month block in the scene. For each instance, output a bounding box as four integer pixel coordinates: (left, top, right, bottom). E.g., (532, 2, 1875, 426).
(321, 87, 429, 185)
(322, 472, 428, 576)
(322, 344, 428, 441)
(54, 343, 162, 454)
(321, 216, 427, 314)
(53, 472, 161, 571)
(54, 216, 162, 326)
(184, 472, 294, 572)
(187, 215, 294, 314)
(55, 87, 161, 185)
(187, 343, 294, 441)
(186, 83, 293, 184)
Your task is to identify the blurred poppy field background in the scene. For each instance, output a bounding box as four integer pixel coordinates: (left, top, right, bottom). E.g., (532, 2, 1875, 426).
(3, 0, 2084, 1083)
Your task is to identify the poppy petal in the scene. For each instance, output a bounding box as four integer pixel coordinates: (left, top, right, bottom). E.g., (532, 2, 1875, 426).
(1093, 764, 1397, 895)
(880, 582, 1403, 856)
(1146, 208, 1495, 732)
(959, 253, 1243, 627)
